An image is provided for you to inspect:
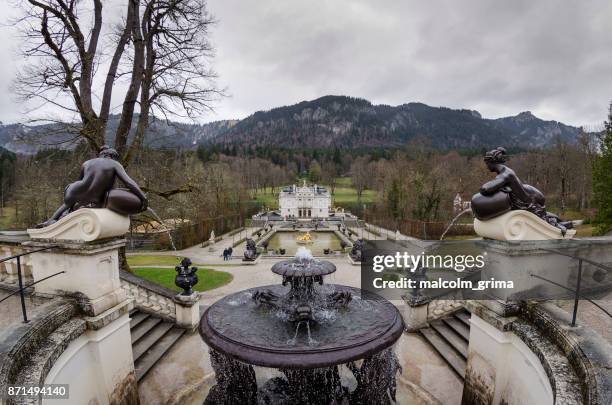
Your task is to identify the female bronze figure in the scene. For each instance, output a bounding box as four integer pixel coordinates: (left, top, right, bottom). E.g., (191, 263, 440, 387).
(36, 146, 148, 228)
(471, 147, 572, 234)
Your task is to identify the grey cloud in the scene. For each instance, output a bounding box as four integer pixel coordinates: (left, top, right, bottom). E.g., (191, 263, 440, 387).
(1, 0, 611, 127)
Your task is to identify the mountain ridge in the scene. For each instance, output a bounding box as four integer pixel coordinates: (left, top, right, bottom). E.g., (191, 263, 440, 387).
(0, 95, 583, 154)
(208, 95, 582, 150)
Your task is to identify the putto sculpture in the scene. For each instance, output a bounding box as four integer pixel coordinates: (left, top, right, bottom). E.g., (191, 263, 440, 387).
(37, 146, 148, 228)
(471, 147, 574, 239)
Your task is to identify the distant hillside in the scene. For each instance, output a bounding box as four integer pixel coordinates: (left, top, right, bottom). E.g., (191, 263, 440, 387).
(208, 95, 582, 150)
(0, 96, 583, 153)
(0, 116, 238, 154)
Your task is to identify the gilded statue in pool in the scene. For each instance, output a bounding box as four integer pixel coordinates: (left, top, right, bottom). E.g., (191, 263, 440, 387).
(296, 231, 314, 244)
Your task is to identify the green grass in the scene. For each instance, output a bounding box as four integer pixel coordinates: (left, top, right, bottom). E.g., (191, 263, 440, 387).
(127, 254, 206, 267)
(249, 187, 279, 208)
(0, 206, 17, 230)
(332, 179, 377, 206)
(574, 224, 594, 237)
(133, 267, 233, 292)
(127, 255, 185, 267)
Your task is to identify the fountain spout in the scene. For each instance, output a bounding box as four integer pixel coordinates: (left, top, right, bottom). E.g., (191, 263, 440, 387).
(440, 208, 473, 240)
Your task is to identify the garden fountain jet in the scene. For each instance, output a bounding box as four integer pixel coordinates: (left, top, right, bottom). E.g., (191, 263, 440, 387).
(200, 247, 404, 404)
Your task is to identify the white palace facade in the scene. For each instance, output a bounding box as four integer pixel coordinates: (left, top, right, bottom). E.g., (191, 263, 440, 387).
(279, 182, 331, 219)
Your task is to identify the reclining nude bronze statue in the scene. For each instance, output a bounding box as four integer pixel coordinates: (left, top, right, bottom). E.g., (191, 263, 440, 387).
(36, 146, 148, 228)
(471, 147, 572, 235)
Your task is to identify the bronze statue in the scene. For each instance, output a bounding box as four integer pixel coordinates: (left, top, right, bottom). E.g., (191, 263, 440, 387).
(471, 147, 572, 234)
(37, 145, 148, 228)
(349, 239, 363, 262)
(243, 238, 258, 261)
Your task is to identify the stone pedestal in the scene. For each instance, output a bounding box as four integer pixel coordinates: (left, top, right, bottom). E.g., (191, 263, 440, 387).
(174, 293, 200, 329)
(477, 239, 600, 301)
(24, 238, 127, 317)
(474, 210, 575, 241)
(400, 295, 430, 332)
(27, 208, 130, 242)
(21, 208, 139, 404)
(44, 301, 138, 405)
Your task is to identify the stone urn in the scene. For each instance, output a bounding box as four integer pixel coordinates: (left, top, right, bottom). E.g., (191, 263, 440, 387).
(175, 258, 198, 296)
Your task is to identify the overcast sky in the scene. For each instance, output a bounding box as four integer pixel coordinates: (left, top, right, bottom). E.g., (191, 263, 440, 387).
(1, 0, 611, 128)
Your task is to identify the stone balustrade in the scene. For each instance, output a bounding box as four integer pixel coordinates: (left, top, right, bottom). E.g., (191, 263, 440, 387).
(0, 237, 34, 286)
(427, 298, 465, 321)
(120, 270, 177, 319)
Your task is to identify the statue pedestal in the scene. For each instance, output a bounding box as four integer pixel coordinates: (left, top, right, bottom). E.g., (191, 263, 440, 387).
(474, 210, 576, 241)
(174, 293, 200, 330)
(27, 208, 130, 242)
(400, 295, 430, 332)
(23, 238, 128, 317)
(21, 225, 138, 404)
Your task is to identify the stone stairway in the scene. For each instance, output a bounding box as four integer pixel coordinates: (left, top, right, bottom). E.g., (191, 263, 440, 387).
(419, 308, 471, 379)
(129, 309, 186, 382)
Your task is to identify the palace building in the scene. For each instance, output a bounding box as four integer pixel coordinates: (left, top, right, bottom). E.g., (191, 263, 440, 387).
(279, 182, 331, 218)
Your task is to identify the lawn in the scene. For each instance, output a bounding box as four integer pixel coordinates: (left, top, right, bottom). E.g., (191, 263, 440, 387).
(133, 267, 233, 292)
(0, 206, 17, 230)
(332, 177, 378, 206)
(249, 187, 279, 209)
(127, 255, 186, 267)
(574, 224, 594, 237)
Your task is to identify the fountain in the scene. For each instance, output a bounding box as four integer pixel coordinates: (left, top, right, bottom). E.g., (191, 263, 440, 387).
(439, 208, 473, 240)
(295, 231, 314, 244)
(200, 247, 404, 404)
(146, 207, 177, 251)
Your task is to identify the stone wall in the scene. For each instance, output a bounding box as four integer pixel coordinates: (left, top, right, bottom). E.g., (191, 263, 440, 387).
(520, 302, 612, 405)
(462, 298, 612, 405)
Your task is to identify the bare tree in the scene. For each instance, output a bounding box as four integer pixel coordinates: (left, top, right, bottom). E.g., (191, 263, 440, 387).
(14, 0, 220, 165)
(350, 156, 370, 201)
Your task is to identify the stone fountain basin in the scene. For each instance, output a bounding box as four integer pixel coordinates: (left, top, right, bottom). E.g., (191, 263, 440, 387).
(271, 259, 337, 277)
(199, 284, 404, 369)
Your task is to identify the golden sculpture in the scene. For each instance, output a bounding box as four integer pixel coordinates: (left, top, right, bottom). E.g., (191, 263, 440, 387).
(296, 231, 314, 244)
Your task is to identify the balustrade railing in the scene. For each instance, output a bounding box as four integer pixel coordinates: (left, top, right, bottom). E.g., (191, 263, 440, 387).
(0, 246, 63, 323)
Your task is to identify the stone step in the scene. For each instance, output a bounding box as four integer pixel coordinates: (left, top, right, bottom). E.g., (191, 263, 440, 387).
(442, 316, 470, 341)
(419, 327, 466, 378)
(134, 327, 185, 382)
(131, 316, 162, 344)
(455, 309, 471, 327)
(132, 321, 174, 362)
(129, 311, 150, 330)
(430, 320, 468, 359)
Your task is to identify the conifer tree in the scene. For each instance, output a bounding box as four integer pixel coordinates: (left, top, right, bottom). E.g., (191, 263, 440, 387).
(593, 102, 612, 235)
